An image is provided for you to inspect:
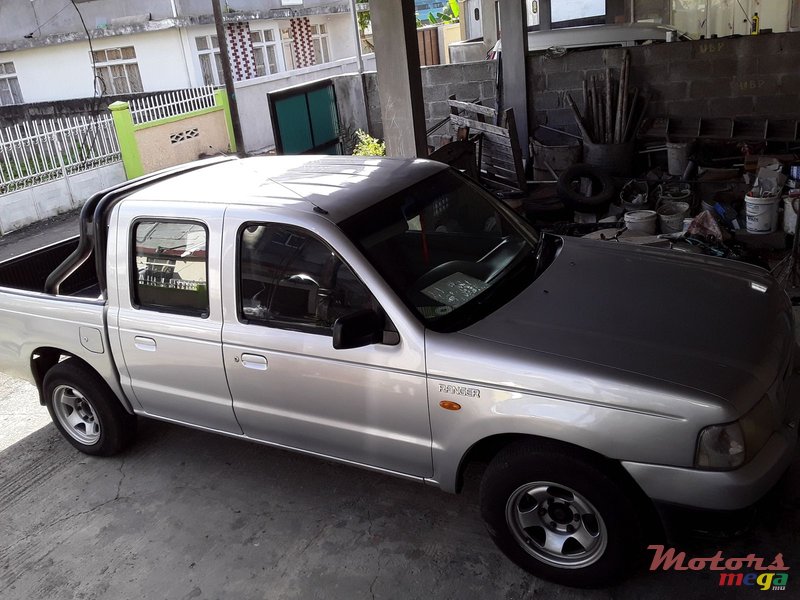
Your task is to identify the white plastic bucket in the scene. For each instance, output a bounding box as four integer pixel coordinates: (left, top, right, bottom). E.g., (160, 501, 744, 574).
(657, 201, 690, 233)
(624, 210, 658, 234)
(745, 193, 780, 234)
(666, 142, 691, 176)
(784, 196, 798, 235)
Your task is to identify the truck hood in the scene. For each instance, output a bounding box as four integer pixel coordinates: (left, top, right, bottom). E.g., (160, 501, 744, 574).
(459, 236, 793, 411)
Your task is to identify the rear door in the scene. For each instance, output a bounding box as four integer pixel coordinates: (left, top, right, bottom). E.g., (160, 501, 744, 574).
(109, 201, 240, 434)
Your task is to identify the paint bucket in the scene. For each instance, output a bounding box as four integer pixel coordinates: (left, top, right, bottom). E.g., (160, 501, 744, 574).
(784, 196, 799, 235)
(657, 201, 690, 233)
(624, 210, 658, 234)
(666, 142, 692, 176)
(657, 184, 692, 204)
(745, 193, 780, 234)
(682, 217, 693, 232)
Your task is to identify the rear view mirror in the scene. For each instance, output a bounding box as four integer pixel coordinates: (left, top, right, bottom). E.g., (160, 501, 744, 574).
(332, 309, 384, 350)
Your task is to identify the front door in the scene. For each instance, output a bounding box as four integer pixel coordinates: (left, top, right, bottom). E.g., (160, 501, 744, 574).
(221, 218, 432, 477)
(110, 202, 240, 434)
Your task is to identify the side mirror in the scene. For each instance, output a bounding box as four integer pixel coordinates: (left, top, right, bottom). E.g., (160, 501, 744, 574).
(332, 309, 384, 350)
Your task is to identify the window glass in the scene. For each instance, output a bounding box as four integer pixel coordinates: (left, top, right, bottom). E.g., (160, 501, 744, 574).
(341, 171, 538, 332)
(239, 224, 375, 334)
(0, 61, 23, 105)
(133, 221, 209, 316)
(92, 46, 142, 94)
(196, 35, 223, 85)
(250, 28, 282, 76)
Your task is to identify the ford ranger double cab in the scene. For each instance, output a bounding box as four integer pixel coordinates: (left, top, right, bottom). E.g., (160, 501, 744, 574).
(0, 156, 797, 587)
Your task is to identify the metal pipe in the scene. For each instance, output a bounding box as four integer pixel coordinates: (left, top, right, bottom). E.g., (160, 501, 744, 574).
(348, 0, 372, 135)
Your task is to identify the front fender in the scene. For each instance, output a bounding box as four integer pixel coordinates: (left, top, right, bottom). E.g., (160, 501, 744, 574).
(428, 379, 702, 494)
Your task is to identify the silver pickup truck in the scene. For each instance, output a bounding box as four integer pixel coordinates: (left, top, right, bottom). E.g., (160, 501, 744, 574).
(0, 156, 797, 587)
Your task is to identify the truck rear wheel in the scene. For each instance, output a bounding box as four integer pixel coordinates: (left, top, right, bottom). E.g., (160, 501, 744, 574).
(479, 440, 646, 588)
(43, 360, 136, 456)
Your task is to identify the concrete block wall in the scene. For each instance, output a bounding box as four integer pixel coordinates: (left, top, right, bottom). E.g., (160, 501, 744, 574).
(528, 31, 800, 138)
(0, 162, 125, 235)
(365, 60, 498, 148)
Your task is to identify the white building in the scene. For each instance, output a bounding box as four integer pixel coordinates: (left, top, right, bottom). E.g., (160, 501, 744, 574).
(0, 0, 360, 105)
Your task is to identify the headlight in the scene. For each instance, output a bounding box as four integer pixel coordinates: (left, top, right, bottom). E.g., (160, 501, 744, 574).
(695, 395, 776, 471)
(695, 422, 746, 470)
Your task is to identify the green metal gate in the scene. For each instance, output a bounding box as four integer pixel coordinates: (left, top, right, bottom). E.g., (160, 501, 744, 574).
(268, 80, 341, 155)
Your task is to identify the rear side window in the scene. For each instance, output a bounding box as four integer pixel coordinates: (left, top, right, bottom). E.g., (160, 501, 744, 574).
(238, 223, 375, 335)
(132, 220, 209, 317)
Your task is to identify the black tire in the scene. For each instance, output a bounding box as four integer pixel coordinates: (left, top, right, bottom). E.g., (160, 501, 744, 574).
(556, 164, 616, 213)
(480, 440, 647, 588)
(43, 360, 137, 456)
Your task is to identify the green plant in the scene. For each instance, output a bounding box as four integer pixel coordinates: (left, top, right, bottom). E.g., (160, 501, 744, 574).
(423, 1, 460, 26)
(351, 129, 386, 157)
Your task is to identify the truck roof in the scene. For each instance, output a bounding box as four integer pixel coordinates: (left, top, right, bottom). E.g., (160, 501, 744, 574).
(126, 156, 448, 223)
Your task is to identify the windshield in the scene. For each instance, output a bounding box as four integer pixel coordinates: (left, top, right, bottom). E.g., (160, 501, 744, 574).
(340, 171, 539, 332)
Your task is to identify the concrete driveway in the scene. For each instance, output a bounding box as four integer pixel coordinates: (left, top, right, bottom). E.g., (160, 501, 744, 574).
(1, 370, 798, 600)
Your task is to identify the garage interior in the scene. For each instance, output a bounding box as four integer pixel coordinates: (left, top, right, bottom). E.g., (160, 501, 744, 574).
(366, 0, 800, 291)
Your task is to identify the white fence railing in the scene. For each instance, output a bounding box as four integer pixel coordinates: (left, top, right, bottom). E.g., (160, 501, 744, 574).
(129, 86, 217, 125)
(0, 114, 120, 195)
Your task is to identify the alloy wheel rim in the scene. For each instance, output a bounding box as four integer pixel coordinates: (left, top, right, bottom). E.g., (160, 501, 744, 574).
(505, 481, 607, 568)
(52, 385, 101, 445)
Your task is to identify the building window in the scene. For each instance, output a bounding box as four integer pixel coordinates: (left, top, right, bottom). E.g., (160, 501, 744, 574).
(280, 28, 296, 71)
(311, 23, 331, 64)
(133, 221, 209, 317)
(0, 61, 23, 105)
(195, 35, 224, 86)
(251, 29, 281, 76)
(92, 47, 143, 94)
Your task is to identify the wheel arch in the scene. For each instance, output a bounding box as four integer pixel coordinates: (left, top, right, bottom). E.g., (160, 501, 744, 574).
(455, 433, 663, 537)
(30, 347, 134, 414)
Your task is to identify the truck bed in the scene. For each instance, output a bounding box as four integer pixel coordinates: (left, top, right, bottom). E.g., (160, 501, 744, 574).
(0, 237, 100, 298)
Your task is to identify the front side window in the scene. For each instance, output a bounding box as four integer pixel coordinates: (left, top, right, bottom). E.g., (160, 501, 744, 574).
(132, 221, 209, 316)
(0, 61, 23, 106)
(239, 224, 375, 335)
(341, 171, 539, 332)
(92, 47, 143, 94)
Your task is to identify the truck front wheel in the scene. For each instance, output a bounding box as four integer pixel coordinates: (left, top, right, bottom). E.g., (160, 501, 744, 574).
(43, 360, 136, 456)
(479, 441, 646, 588)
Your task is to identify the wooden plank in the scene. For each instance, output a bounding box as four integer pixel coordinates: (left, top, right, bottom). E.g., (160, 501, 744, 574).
(447, 99, 497, 118)
(503, 108, 527, 192)
(483, 146, 514, 163)
(481, 158, 517, 176)
(449, 114, 510, 138)
(471, 131, 510, 147)
(481, 151, 516, 168)
(483, 142, 514, 161)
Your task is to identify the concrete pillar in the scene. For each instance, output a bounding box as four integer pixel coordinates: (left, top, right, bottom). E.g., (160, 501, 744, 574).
(498, 0, 529, 159)
(480, 0, 498, 49)
(371, 0, 428, 158)
(109, 101, 144, 179)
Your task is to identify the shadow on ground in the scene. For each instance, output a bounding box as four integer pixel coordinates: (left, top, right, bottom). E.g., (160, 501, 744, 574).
(0, 418, 797, 600)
